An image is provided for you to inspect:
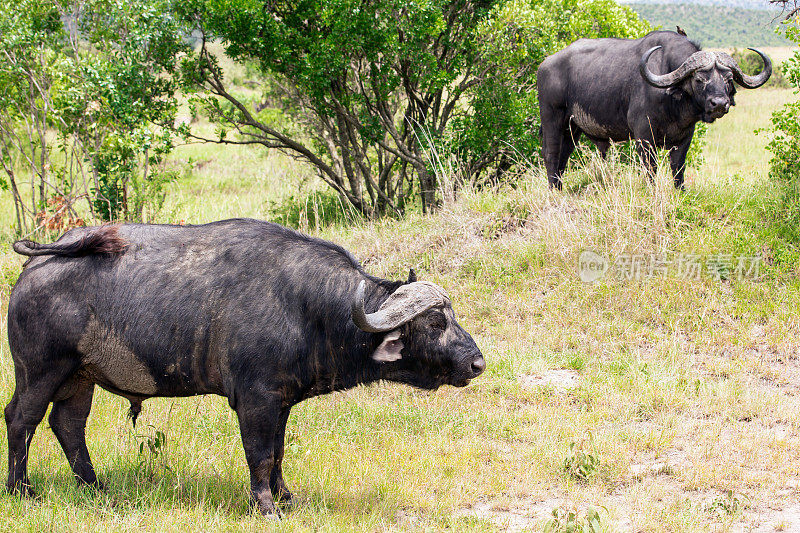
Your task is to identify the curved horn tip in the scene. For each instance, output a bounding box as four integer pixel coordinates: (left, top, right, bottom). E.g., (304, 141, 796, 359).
(640, 46, 675, 89)
(738, 48, 772, 88)
(356, 279, 366, 294)
(351, 280, 391, 333)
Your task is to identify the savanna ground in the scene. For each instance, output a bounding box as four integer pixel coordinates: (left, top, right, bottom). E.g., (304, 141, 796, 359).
(0, 57, 799, 532)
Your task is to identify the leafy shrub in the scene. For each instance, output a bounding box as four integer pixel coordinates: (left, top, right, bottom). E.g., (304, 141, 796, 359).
(731, 48, 789, 89)
(767, 20, 800, 185)
(765, 11, 800, 237)
(0, 0, 184, 233)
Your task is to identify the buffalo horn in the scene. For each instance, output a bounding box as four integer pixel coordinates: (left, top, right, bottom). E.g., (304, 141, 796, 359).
(640, 47, 716, 88)
(716, 49, 772, 89)
(352, 280, 447, 333)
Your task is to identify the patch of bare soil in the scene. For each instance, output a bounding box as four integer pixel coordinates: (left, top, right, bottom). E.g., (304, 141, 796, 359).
(519, 369, 581, 391)
(737, 504, 800, 532)
(454, 497, 566, 532)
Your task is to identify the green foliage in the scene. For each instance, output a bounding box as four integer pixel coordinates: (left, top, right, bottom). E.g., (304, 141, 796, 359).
(0, 0, 185, 232)
(136, 427, 172, 481)
(544, 506, 605, 533)
(707, 490, 746, 518)
(562, 440, 600, 482)
(628, 3, 791, 47)
(766, 14, 800, 237)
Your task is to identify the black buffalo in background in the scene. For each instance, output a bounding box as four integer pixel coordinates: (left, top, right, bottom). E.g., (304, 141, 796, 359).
(5, 220, 485, 517)
(537, 30, 771, 189)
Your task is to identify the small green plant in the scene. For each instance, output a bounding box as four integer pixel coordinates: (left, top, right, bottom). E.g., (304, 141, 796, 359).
(135, 427, 170, 481)
(766, 12, 800, 186)
(563, 441, 600, 483)
(708, 490, 746, 518)
(544, 506, 605, 533)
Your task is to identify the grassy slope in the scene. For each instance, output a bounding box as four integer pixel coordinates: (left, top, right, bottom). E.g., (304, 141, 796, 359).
(0, 88, 799, 531)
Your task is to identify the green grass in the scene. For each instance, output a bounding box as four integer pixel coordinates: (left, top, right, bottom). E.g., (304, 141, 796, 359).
(0, 87, 799, 531)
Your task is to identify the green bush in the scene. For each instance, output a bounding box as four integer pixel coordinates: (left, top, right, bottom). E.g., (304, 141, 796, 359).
(0, 0, 184, 232)
(731, 48, 789, 89)
(767, 18, 800, 185)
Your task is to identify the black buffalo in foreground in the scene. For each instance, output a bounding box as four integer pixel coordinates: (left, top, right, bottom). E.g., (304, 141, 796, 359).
(5, 220, 485, 517)
(537, 30, 771, 189)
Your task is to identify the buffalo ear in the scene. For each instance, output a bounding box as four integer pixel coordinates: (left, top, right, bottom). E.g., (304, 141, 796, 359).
(372, 329, 404, 363)
(407, 268, 417, 283)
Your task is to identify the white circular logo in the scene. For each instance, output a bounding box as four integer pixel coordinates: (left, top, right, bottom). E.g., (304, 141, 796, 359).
(578, 250, 609, 283)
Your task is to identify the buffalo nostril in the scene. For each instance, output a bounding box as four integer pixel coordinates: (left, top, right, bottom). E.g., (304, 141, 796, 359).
(471, 357, 486, 375)
(709, 97, 728, 110)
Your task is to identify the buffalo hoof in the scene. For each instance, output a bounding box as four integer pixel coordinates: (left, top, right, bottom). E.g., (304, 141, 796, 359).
(78, 478, 107, 492)
(7, 481, 36, 499)
(276, 490, 297, 510)
(251, 490, 281, 519)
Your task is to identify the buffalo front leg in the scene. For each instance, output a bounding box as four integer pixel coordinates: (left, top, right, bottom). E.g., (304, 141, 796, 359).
(669, 132, 694, 190)
(270, 407, 294, 507)
(49, 379, 100, 488)
(236, 391, 283, 517)
(635, 138, 659, 185)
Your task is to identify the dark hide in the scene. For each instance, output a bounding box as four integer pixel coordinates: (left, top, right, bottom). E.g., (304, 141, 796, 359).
(537, 30, 770, 189)
(4, 219, 485, 516)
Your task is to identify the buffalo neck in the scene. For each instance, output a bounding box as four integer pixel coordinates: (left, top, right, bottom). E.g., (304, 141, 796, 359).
(295, 277, 401, 402)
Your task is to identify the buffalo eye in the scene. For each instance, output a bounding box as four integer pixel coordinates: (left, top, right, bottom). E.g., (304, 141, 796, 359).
(428, 311, 447, 331)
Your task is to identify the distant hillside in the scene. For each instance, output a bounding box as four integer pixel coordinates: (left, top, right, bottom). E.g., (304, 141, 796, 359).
(621, 0, 777, 8)
(628, 3, 790, 47)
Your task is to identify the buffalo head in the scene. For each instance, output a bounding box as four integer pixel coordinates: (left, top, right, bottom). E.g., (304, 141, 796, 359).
(352, 277, 485, 389)
(640, 47, 771, 123)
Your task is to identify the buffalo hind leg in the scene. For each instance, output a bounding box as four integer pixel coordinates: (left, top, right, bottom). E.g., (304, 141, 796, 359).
(236, 391, 282, 517)
(4, 394, 38, 497)
(49, 379, 101, 488)
(5, 368, 73, 496)
(541, 106, 573, 190)
(270, 408, 294, 507)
